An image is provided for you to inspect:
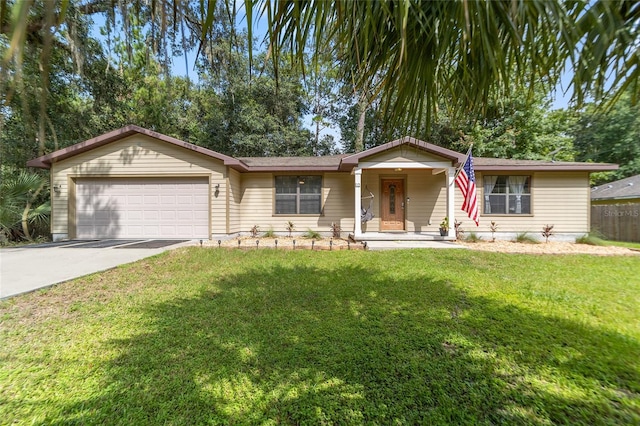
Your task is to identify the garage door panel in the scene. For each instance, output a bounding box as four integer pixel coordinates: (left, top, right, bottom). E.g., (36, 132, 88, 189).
(161, 195, 176, 205)
(161, 211, 176, 220)
(161, 226, 177, 235)
(194, 210, 209, 220)
(127, 210, 143, 220)
(76, 178, 209, 239)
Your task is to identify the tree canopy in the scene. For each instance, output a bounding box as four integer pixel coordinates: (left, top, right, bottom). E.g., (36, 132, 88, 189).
(3, 1, 640, 133)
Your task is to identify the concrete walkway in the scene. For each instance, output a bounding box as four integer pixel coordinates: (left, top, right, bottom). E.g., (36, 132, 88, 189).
(364, 240, 466, 250)
(0, 241, 194, 299)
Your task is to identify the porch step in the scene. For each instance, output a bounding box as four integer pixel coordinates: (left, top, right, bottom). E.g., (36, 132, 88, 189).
(350, 233, 455, 242)
(364, 240, 465, 250)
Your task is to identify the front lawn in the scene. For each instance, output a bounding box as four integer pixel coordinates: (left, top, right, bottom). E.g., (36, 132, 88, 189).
(1, 248, 638, 424)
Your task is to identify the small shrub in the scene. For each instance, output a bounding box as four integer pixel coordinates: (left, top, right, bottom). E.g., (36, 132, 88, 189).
(465, 232, 483, 243)
(303, 229, 322, 239)
(489, 221, 498, 242)
(250, 225, 260, 238)
(454, 220, 464, 240)
(514, 232, 538, 244)
(263, 227, 276, 238)
(330, 222, 342, 238)
(576, 234, 606, 246)
(285, 221, 295, 237)
(541, 224, 554, 243)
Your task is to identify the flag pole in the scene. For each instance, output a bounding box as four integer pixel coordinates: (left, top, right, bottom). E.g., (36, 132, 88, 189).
(452, 144, 473, 183)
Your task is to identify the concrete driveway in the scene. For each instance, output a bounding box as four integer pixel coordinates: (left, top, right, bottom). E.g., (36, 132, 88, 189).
(0, 240, 195, 299)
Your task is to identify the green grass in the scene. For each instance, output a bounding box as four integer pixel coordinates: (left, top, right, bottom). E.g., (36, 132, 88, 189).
(576, 234, 640, 250)
(1, 248, 639, 425)
(604, 240, 640, 250)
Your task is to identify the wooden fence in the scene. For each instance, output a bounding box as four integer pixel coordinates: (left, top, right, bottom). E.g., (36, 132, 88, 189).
(591, 203, 640, 242)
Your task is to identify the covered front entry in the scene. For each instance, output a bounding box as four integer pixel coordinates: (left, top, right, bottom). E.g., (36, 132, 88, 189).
(380, 179, 405, 230)
(347, 138, 464, 240)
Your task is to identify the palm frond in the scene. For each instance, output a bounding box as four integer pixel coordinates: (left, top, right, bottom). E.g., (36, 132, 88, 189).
(251, 0, 640, 131)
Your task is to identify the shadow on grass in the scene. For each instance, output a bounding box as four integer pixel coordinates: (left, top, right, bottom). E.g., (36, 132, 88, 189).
(46, 254, 639, 425)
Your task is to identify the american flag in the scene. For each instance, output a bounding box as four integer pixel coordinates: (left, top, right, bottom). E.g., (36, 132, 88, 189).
(455, 149, 479, 225)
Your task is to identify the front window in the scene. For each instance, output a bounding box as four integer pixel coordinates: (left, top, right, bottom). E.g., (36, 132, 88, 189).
(483, 176, 531, 214)
(275, 176, 322, 214)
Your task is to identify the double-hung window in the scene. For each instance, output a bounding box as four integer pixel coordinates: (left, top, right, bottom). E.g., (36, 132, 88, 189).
(275, 176, 322, 215)
(483, 176, 531, 214)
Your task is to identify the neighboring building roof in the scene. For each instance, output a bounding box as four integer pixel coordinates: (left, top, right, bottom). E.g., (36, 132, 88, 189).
(27, 125, 618, 173)
(591, 174, 640, 201)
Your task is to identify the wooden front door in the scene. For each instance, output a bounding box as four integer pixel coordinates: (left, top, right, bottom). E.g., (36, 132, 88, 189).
(381, 179, 405, 231)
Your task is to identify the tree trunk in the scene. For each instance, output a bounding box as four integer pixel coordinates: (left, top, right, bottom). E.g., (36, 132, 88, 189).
(21, 181, 45, 241)
(355, 92, 367, 152)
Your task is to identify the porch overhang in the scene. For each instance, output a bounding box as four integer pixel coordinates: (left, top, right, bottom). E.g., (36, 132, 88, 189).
(352, 165, 457, 240)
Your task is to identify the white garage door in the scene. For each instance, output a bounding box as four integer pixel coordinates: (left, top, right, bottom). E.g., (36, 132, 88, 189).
(76, 177, 209, 239)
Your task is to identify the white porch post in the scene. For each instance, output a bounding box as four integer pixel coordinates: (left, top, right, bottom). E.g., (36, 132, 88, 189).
(354, 168, 362, 236)
(446, 167, 456, 238)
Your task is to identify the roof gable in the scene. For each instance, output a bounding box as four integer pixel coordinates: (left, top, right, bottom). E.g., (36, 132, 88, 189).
(339, 137, 465, 170)
(26, 125, 247, 171)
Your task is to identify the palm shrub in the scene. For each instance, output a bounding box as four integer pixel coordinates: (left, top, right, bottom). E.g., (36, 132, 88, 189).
(303, 229, 322, 239)
(0, 168, 51, 243)
(576, 234, 606, 246)
(263, 227, 276, 238)
(514, 232, 538, 244)
(465, 232, 483, 243)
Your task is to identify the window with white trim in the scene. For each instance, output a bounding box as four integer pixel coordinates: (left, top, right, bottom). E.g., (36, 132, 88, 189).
(275, 176, 322, 214)
(483, 176, 531, 214)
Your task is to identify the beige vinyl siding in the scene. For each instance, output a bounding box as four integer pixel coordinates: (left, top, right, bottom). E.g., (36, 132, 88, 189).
(365, 146, 448, 164)
(51, 134, 227, 238)
(477, 171, 590, 233)
(405, 170, 448, 232)
(239, 172, 355, 234)
(227, 168, 242, 233)
(239, 173, 273, 232)
(320, 173, 355, 232)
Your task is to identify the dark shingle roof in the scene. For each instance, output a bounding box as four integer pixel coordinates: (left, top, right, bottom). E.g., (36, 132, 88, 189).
(238, 154, 349, 170)
(473, 157, 616, 171)
(591, 174, 640, 200)
(26, 125, 618, 173)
